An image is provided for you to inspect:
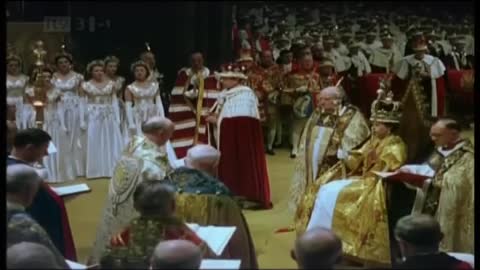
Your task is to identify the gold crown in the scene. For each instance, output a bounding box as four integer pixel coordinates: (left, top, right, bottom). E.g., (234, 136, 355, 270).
(370, 76, 402, 123)
(54, 44, 73, 62)
(216, 64, 248, 80)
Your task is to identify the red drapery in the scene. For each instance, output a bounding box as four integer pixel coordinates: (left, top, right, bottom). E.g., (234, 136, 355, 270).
(43, 183, 77, 261)
(218, 117, 272, 209)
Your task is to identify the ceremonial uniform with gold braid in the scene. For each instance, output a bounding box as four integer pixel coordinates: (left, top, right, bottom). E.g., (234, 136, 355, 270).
(249, 63, 284, 150)
(284, 68, 321, 156)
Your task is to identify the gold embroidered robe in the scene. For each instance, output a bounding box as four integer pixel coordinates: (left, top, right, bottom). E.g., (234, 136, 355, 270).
(89, 136, 174, 263)
(297, 134, 407, 265)
(412, 140, 474, 254)
(289, 105, 370, 213)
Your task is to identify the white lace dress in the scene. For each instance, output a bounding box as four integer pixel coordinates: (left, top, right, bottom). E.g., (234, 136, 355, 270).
(38, 86, 71, 183)
(125, 81, 165, 136)
(7, 74, 35, 129)
(110, 76, 129, 145)
(82, 80, 124, 179)
(50, 72, 86, 180)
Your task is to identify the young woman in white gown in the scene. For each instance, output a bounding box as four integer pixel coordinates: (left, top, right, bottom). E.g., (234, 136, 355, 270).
(50, 50, 85, 180)
(6, 54, 34, 129)
(25, 67, 68, 183)
(80, 60, 123, 179)
(104, 56, 128, 146)
(124, 60, 165, 136)
(124, 60, 177, 159)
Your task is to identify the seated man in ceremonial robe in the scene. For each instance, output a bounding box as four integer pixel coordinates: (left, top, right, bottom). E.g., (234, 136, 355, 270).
(89, 117, 178, 264)
(163, 144, 258, 269)
(298, 87, 408, 266)
(289, 86, 370, 215)
(103, 181, 214, 269)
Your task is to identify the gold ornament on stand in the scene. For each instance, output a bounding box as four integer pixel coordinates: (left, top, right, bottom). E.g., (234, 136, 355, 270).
(33, 40, 47, 67)
(30, 40, 50, 127)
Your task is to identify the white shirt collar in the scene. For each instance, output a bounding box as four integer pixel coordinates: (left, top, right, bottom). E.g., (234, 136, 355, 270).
(437, 141, 465, 157)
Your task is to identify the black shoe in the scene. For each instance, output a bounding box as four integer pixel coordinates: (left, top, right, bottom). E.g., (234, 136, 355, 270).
(266, 149, 275, 155)
(290, 153, 297, 159)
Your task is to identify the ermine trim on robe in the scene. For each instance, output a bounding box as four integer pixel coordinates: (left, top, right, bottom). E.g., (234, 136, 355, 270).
(394, 55, 446, 117)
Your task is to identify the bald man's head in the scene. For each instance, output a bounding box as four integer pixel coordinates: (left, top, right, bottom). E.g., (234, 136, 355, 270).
(185, 144, 220, 177)
(7, 164, 41, 207)
(151, 240, 202, 269)
(318, 87, 341, 113)
(430, 118, 462, 148)
(7, 242, 61, 269)
(293, 227, 342, 269)
(141, 117, 175, 147)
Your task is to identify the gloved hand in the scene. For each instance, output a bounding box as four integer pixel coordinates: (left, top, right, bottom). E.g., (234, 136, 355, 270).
(185, 89, 199, 98)
(296, 85, 308, 93)
(337, 148, 349, 160)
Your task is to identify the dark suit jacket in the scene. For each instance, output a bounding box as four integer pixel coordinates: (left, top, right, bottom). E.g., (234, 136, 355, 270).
(7, 157, 77, 260)
(396, 253, 473, 269)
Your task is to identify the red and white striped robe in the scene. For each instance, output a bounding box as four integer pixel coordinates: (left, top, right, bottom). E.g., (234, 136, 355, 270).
(168, 68, 220, 158)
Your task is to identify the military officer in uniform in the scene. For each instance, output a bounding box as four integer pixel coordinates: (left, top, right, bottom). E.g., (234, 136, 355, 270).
(250, 50, 283, 155)
(284, 52, 320, 158)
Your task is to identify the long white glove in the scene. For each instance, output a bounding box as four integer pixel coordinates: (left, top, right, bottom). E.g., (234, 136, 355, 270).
(125, 101, 136, 130)
(296, 85, 308, 93)
(57, 102, 68, 132)
(112, 94, 121, 124)
(79, 97, 87, 130)
(155, 94, 165, 117)
(184, 89, 199, 99)
(337, 148, 349, 160)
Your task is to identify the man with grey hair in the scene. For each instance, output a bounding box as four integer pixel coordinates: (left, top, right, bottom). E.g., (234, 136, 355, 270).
(150, 240, 202, 269)
(7, 165, 68, 268)
(162, 144, 259, 268)
(405, 118, 474, 255)
(288, 85, 370, 218)
(291, 227, 343, 269)
(89, 116, 180, 264)
(7, 242, 61, 269)
(184, 144, 221, 177)
(394, 214, 472, 269)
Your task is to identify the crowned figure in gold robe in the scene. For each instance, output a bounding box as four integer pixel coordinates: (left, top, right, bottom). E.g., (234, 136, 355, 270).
(410, 118, 474, 254)
(289, 86, 370, 215)
(297, 85, 408, 266)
